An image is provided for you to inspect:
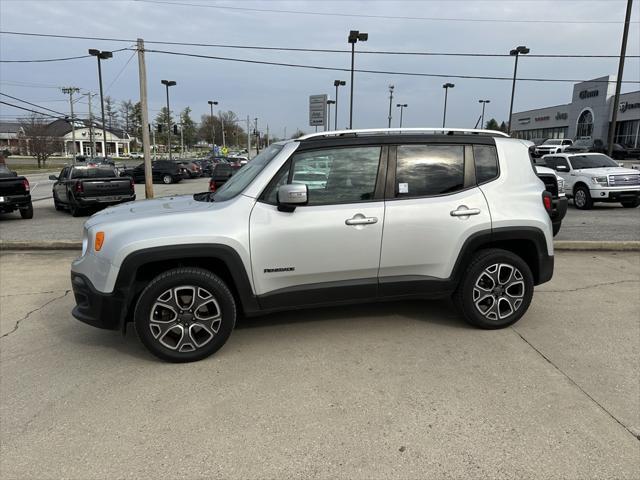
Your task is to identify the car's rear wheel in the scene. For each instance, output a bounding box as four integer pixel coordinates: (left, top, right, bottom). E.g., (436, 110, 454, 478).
(621, 198, 640, 208)
(573, 185, 593, 210)
(162, 174, 173, 184)
(453, 249, 534, 329)
(19, 204, 33, 219)
(70, 203, 85, 217)
(134, 267, 236, 362)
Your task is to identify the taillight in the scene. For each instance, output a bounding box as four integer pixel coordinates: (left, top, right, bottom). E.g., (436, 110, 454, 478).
(542, 191, 552, 213)
(22, 178, 30, 192)
(209, 178, 216, 192)
(130, 178, 135, 188)
(75, 181, 84, 193)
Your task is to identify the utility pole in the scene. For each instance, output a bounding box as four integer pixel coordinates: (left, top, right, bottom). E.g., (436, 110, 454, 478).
(266, 124, 270, 146)
(246, 115, 251, 159)
(221, 113, 226, 149)
(387, 85, 394, 128)
(61, 87, 79, 162)
(254, 117, 259, 154)
(137, 38, 154, 199)
(608, 0, 633, 156)
(85, 92, 97, 156)
(152, 127, 156, 160)
(180, 122, 184, 158)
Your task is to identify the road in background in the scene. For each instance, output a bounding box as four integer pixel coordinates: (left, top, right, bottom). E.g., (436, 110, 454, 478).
(0, 250, 638, 479)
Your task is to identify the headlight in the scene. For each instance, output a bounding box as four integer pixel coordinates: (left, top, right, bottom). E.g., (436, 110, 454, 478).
(591, 176, 608, 186)
(556, 177, 565, 191)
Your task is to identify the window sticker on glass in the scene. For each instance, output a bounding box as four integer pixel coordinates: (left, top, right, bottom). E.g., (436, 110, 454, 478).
(398, 183, 409, 194)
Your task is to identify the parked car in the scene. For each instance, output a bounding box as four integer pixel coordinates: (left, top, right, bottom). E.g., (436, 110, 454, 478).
(208, 163, 234, 192)
(564, 139, 629, 160)
(533, 139, 573, 158)
(0, 164, 33, 219)
(71, 128, 556, 362)
(535, 165, 568, 236)
(192, 159, 213, 176)
(121, 160, 182, 184)
(177, 161, 202, 178)
(50, 165, 136, 216)
(541, 152, 639, 209)
(292, 170, 328, 190)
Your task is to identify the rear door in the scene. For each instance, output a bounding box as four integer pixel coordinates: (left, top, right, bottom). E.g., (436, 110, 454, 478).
(378, 143, 493, 293)
(250, 145, 387, 308)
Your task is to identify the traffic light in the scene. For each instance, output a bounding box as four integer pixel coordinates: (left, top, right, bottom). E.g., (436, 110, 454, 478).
(157, 124, 163, 133)
(173, 124, 178, 135)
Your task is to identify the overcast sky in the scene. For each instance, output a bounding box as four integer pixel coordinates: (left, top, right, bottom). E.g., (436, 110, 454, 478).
(1, 0, 639, 137)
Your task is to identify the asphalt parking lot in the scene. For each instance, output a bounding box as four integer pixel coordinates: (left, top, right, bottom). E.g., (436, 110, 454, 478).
(1, 171, 639, 243)
(0, 250, 638, 479)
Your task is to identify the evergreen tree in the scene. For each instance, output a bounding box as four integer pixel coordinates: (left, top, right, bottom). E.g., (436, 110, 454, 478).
(180, 107, 197, 147)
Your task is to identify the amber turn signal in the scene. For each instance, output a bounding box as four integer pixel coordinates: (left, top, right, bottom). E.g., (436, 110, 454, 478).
(95, 231, 105, 251)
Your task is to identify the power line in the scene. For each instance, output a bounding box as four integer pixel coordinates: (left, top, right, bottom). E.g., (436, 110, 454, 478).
(1, 31, 637, 59)
(0, 93, 68, 116)
(143, 48, 640, 84)
(0, 47, 130, 63)
(105, 50, 137, 92)
(133, 0, 638, 24)
(0, 101, 63, 119)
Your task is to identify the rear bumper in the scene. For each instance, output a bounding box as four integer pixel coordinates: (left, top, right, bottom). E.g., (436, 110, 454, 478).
(76, 194, 136, 206)
(71, 272, 124, 330)
(0, 194, 31, 212)
(552, 196, 568, 222)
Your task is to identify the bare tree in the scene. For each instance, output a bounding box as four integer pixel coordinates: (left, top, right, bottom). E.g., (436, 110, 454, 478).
(19, 116, 62, 168)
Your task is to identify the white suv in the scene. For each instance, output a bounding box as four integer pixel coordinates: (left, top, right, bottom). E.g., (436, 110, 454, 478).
(541, 152, 640, 209)
(70, 128, 555, 362)
(534, 138, 573, 157)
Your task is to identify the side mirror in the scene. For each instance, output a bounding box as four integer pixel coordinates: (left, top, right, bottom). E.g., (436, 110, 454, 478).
(49, 175, 59, 180)
(556, 165, 569, 172)
(277, 183, 308, 212)
(619, 163, 625, 168)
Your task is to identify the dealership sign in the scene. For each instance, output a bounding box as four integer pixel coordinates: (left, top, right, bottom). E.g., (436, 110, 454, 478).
(555, 112, 568, 120)
(619, 101, 640, 113)
(579, 89, 599, 100)
(309, 94, 327, 127)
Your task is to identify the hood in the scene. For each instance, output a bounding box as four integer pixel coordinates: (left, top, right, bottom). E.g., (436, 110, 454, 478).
(84, 194, 214, 228)
(573, 167, 639, 176)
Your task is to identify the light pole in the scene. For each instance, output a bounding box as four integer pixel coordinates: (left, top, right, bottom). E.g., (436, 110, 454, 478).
(88, 49, 112, 156)
(387, 85, 395, 128)
(396, 103, 408, 128)
(442, 83, 455, 128)
(254, 117, 259, 154)
(327, 100, 336, 130)
(161, 79, 176, 161)
(207, 100, 218, 150)
(333, 80, 346, 130)
(479, 99, 490, 129)
(348, 30, 368, 129)
(508, 45, 530, 134)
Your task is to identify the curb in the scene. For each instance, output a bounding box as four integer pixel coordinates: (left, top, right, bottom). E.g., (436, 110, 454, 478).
(553, 241, 640, 251)
(2, 240, 640, 252)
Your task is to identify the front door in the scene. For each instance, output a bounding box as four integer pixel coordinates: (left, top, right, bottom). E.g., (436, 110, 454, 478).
(250, 145, 386, 308)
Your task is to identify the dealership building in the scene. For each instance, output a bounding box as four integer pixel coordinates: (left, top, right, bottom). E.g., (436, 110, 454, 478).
(511, 75, 640, 148)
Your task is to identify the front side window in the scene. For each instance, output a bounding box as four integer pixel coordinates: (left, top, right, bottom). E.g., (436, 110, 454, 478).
(395, 145, 464, 197)
(290, 147, 381, 205)
(473, 145, 499, 184)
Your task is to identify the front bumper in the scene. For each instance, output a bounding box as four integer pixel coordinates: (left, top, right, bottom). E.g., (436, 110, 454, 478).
(590, 188, 640, 202)
(71, 272, 125, 330)
(0, 194, 31, 213)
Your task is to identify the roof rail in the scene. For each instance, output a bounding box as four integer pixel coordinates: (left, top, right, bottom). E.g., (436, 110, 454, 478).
(298, 127, 510, 141)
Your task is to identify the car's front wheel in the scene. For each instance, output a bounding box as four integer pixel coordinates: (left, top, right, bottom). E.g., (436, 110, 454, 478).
(134, 267, 236, 362)
(162, 174, 173, 184)
(573, 185, 593, 210)
(453, 249, 534, 329)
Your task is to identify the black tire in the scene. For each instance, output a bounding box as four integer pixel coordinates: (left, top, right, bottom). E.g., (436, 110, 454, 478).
(621, 198, 640, 208)
(70, 203, 85, 217)
(162, 174, 173, 184)
(134, 267, 236, 362)
(453, 248, 534, 329)
(19, 204, 33, 219)
(573, 185, 593, 210)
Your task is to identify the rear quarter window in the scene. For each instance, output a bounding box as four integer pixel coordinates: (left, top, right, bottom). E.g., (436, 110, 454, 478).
(473, 145, 499, 184)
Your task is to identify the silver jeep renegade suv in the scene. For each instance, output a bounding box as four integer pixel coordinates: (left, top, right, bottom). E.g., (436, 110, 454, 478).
(71, 128, 555, 362)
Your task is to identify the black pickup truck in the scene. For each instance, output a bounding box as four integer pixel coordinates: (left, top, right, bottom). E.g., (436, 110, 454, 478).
(50, 165, 135, 217)
(0, 164, 33, 219)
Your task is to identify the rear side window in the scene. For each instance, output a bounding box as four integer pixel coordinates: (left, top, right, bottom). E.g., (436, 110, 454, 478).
(395, 145, 464, 197)
(473, 145, 499, 184)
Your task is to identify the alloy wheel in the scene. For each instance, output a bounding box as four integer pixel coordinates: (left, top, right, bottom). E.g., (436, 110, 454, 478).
(575, 190, 586, 208)
(472, 263, 525, 321)
(149, 285, 221, 352)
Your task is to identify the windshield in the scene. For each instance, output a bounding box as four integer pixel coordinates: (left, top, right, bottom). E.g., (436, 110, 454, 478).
(572, 139, 592, 147)
(211, 144, 283, 202)
(569, 154, 619, 169)
(543, 140, 562, 145)
(71, 167, 117, 178)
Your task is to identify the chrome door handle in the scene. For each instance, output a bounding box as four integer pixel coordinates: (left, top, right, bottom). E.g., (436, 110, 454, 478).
(450, 206, 481, 217)
(345, 214, 378, 226)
